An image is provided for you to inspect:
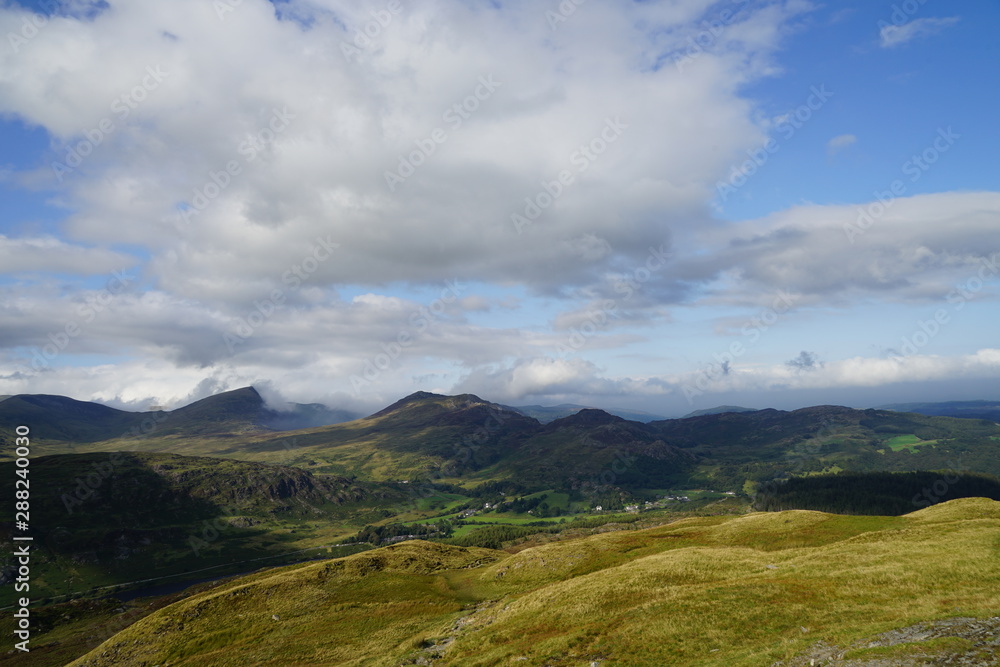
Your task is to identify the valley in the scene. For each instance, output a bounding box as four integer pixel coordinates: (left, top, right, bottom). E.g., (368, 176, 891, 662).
(2, 388, 1000, 665)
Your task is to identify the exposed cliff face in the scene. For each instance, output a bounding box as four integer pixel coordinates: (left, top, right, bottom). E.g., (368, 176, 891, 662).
(145, 456, 376, 508)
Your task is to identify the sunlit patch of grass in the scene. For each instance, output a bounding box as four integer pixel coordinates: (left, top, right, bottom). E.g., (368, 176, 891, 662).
(884, 434, 938, 451)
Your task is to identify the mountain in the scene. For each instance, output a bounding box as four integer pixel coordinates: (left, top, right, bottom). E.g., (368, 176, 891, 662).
(158, 386, 272, 435)
(682, 404, 757, 418)
(5, 391, 1000, 497)
(0, 393, 153, 443)
(486, 408, 693, 490)
(164, 386, 359, 433)
(66, 498, 1000, 666)
(0, 386, 358, 446)
(510, 402, 667, 423)
(647, 404, 1000, 489)
(878, 399, 1000, 421)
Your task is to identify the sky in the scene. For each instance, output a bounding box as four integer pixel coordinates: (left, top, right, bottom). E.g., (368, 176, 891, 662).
(1, 0, 998, 418)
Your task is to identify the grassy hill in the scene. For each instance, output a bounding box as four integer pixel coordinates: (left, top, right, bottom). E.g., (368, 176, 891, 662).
(0, 394, 154, 443)
(59, 498, 1000, 666)
(647, 404, 1000, 489)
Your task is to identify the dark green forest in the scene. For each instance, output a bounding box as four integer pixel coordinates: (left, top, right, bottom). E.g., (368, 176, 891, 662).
(753, 471, 1000, 515)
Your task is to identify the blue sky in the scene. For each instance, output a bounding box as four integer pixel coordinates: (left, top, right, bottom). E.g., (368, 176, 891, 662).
(1, 0, 998, 417)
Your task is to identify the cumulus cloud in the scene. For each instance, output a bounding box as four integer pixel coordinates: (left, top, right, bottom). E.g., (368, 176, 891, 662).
(0, 0, 806, 302)
(0, 1, 997, 414)
(450, 349, 1000, 409)
(675, 191, 1000, 309)
(879, 17, 960, 49)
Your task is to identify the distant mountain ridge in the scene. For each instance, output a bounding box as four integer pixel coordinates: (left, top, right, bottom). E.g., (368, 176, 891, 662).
(0, 387, 359, 442)
(4, 389, 1000, 495)
(682, 405, 757, 418)
(878, 400, 1000, 421)
(509, 402, 666, 423)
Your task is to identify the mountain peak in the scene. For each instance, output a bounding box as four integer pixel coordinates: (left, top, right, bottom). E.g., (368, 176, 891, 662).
(368, 391, 511, 421)
(368, 391, 449, 418)
(548, 408, 625, 428)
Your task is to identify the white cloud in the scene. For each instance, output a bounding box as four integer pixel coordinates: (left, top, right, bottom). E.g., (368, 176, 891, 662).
(879, 17, 960, 49)
(674, 191, 1000, 309)
(826, 133, 856, 155)
(0, 235, 136, 276)
(0, 0, 810, 302)
(0, 1, 997, 414)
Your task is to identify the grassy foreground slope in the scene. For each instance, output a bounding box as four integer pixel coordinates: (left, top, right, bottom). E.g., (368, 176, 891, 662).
(69, 498, 1000, 666)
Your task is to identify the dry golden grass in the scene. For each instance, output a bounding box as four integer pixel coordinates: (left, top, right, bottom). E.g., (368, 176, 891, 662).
(70, 498, 1000, 667)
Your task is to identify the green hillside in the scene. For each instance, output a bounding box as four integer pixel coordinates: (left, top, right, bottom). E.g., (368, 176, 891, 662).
(0, 452, 406, 605)
(0, 394, 154, 443)
(647, 404, 1000, 489)
(59, 498, 1000, 666)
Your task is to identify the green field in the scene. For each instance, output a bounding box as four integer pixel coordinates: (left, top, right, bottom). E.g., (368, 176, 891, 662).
(884, 434, 938, 451)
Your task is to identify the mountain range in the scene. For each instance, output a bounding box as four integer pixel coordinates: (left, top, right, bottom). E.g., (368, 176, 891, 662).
(3, 387, 1000, 666)
(4, 387, 1000, 494)
(878, 399, 1000, 421)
